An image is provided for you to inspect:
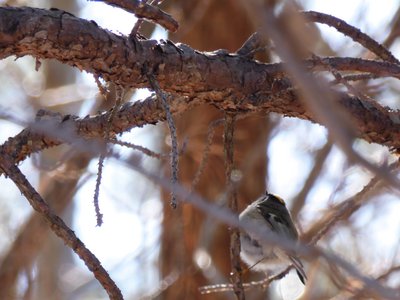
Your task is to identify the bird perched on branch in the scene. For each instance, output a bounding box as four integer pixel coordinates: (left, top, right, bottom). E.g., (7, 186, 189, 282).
(239, 192, 307, 284)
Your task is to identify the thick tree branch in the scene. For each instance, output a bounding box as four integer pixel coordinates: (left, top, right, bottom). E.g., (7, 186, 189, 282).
(1, 7, 400, 166)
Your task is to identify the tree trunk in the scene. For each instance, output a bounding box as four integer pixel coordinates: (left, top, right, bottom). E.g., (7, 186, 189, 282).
(160, 1, 271, 299)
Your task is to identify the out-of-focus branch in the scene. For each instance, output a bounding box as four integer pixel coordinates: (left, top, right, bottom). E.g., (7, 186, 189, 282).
(0, 154, 92, 298)
(122, 153, 400, 300)
(383, 6, 400, 48)
(1, 130, 395, 299)
(302, 161, 400, 244)
(291, 142, 333, 219)
(0, 155, 123, 300)
(240, 1, 400, 192)
(377, 264, 400, 282)
(91, 0, 178, 32)
(199, 266, 291, 295)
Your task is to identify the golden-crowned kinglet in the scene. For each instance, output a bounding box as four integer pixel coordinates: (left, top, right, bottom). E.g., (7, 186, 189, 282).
(239, 192, 307, 284)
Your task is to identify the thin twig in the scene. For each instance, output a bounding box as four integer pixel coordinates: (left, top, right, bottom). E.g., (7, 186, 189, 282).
(190, 119, 223, 191)
(148, 75, 179, 208)
(130, 0, 150, 37)
(312, 54, 385, 113)
(334, 73, 382, 83)
(377, 265, 400, 282)
(94, 154, 105, 226)
(302, 57, 400, 80)
(111, 139, 164, 159)
(292, 142, 332, 219)
(304, 160, 400, 244)
(302, 11, 400, 64)
(199, 266, 291, 294)
(130, 0, 163, 37)
(94, 87, 124, 226)
(95, 0, 178, 32)
(223, 113, 245, 300)
(111, 137, 187, 160)
(236, 32, 269, 58)
(94, 75, 108, 96)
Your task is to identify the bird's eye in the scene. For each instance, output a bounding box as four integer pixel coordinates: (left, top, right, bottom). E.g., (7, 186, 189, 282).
(273, 215, 283, 224)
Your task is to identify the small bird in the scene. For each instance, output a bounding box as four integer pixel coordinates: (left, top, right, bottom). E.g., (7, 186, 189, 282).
(239, 192, 307, 284)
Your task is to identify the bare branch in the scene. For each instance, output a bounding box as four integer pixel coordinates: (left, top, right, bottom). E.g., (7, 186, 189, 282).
(240, 1, 400, 193)
(236, 32, 269, 58)
(291, 142, 333, 219)
(91, 0, 178, 32)
(199, 266, 291, 295)
(0, 8, 399, 156)
(0, 154, 92, 298)
(148, 75, 179, 208)
(122, 153, 400, 300)
(190, 119, 223, 191)
(110, 139, 165, 159)
(302, 11, 400, 64)
(302, 161, 400, 244)
(223, 113, 245, 299)
(93, 87, 125, 226)
(0, 155, 123, 300)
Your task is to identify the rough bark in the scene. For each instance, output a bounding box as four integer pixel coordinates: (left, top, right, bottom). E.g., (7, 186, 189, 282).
(0, 7, 399, 155)
(159, 1, 269, 299)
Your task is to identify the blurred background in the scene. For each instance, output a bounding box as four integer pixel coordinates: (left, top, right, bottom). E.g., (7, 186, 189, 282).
(0, 0, 400, 299)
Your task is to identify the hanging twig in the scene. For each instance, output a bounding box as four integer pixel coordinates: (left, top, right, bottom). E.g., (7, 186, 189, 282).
(93, 87, 125, 226)
(190, 119, 223, 191)
(148, 74, 179, 208)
